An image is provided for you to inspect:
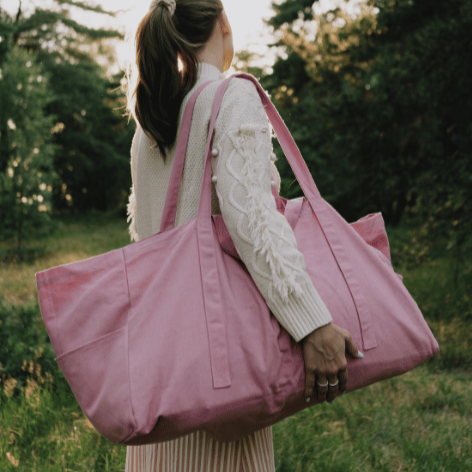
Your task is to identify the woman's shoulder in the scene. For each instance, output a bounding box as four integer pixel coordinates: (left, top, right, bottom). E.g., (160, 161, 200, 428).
(213, 75, 266, 124)
(194, 74, 261, 104)
(188, 74, 262, 119)
(224, 74, 262, 102)
(188, 74, 267, 132)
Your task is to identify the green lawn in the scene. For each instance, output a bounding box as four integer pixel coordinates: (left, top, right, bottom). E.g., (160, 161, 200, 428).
(1, 212, 471, 471)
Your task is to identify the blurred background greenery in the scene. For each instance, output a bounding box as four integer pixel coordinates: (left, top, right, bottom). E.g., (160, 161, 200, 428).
(0, 0, 471, 470)
(1, 0, 471, 270)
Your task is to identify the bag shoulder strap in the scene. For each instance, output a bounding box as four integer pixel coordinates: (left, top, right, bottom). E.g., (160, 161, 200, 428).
(159, 80, 214, 232)
(208, 74, 377, 351)
(163, 73, 326, 229)
(222, 74, 323, 204)
(161, 72, 325, 233)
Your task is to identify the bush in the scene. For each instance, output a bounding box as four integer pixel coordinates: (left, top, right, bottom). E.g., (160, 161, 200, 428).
(0, 297, 60, 397)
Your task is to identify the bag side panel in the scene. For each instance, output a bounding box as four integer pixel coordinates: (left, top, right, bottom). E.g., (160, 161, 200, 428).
(56, 327, 134, 443)
(124, 221, 295, 444)
(323, 202, 439, 391)
(36, 249, 130, 357)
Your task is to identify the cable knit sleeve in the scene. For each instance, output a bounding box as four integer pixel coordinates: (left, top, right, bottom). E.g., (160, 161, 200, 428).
(127, 128, 140, 243)
(211, 79, 333, 342)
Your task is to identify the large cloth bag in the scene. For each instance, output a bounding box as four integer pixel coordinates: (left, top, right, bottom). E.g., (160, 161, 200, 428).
(35, 73, 438, 446)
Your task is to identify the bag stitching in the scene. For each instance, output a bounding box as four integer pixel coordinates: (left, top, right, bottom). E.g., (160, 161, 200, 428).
(121, 248, 139, 439)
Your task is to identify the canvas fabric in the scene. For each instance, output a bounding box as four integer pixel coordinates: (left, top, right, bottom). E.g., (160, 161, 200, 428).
(34, 71, 438, 457)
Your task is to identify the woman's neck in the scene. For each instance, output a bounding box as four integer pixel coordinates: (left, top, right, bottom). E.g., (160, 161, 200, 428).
(195, 17, 225, 72)
(196, 43, 224, 73)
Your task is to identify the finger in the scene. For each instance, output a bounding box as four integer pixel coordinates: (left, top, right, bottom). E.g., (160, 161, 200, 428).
(344, 332, 363, 359)
(339, 368, 348, 393)
(315, 375, 328, 403)
(305, 369, 315, 399)
(327, 375, 340, 402)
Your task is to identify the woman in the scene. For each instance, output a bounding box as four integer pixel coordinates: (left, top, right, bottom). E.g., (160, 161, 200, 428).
(125, 0, 362, 470)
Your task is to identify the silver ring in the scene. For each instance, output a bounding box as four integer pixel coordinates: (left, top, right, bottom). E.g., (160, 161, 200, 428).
(316, 380, 329, 387)
(329, 379, 339, 387)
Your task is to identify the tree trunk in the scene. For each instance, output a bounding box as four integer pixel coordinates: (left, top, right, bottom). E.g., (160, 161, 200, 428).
(12, 0, 22, 46)
(17, 213, 23, 249)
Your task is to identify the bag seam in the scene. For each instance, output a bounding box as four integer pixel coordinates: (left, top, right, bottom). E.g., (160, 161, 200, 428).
(55, 326, 125, 360)
(121, 248, 138, 440)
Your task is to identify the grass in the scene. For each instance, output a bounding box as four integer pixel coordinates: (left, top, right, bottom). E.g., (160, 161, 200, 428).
(2, 364, 470, 471)
(273, 367, 472, 472)
(0, 211, 471, 471)
(0, 210, 132, 307)
(1, 380, 127, 471)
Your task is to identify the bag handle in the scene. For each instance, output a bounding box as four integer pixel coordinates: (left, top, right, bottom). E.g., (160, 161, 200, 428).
(162, 73, 374, 387)
(160, 80, 213, 233)
(158, 81, 233, 389)
(160, 73, 325, 227)
(207, 74, 377, 350)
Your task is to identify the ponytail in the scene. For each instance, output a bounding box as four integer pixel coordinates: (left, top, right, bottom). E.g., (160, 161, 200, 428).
(127, 0, 224, 161)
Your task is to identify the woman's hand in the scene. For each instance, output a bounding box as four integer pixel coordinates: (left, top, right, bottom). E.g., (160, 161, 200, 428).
(301, 322, 363, 403)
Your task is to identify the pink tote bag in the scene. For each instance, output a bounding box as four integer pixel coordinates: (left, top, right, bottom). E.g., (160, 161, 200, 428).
(35, 73, 438, 446)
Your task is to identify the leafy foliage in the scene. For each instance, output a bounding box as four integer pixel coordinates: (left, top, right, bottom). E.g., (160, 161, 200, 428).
(0, 47, 58, 246)
(0, 1, 134, 230)
(0, 298, 59, 397)
(260, 0, 472, 272)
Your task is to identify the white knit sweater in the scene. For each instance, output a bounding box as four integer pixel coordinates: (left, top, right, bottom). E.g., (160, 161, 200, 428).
(127, 63, 332, 342)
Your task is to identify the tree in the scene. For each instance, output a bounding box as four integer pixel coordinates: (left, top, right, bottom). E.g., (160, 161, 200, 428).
(374, 0, 472, 278)
(0, 47, 57, 246)
(261, 0, 472, 273)
(1, 1, 134, 216)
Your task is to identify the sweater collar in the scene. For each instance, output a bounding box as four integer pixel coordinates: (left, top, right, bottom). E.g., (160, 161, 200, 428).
(197, 62, 226, 80)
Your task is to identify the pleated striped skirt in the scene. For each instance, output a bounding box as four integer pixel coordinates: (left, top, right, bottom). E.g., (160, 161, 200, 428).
(125, 426, 275, 472)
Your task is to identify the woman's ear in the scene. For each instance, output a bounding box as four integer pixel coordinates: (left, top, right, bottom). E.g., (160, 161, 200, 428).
(219, 11, 231, 38)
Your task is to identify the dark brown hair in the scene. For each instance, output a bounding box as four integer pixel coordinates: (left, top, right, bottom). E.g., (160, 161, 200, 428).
(127, 0, 224, 160)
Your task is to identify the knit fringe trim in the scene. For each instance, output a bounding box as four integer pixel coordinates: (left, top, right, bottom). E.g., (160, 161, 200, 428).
(236, 124, 305, 303)
(127, 186, 139, 242)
